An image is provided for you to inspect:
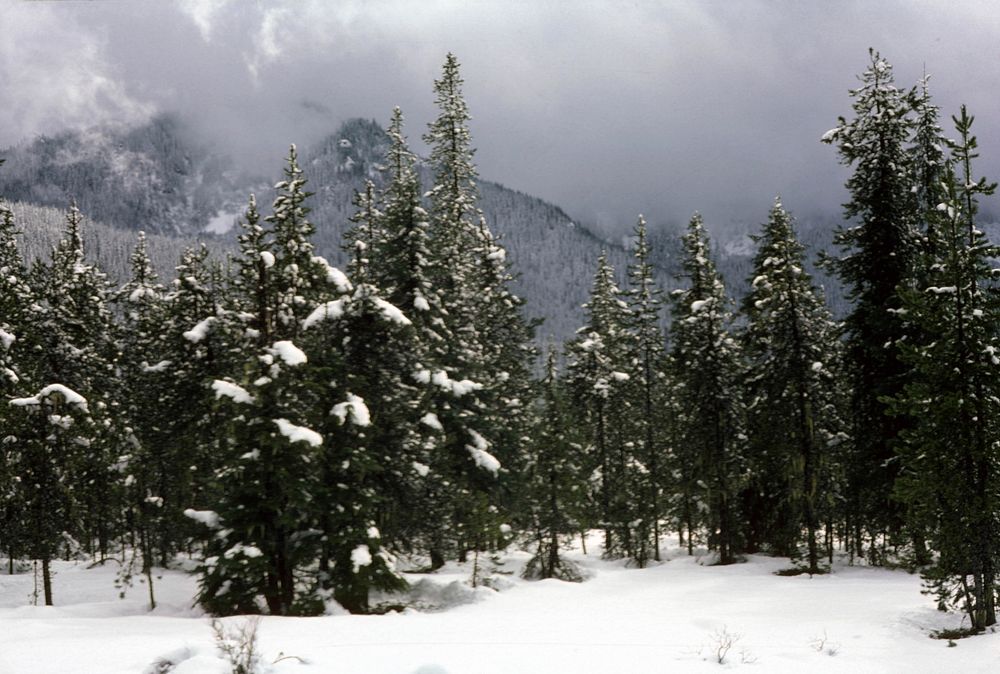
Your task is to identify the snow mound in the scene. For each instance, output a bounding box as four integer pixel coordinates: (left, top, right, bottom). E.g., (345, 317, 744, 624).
(406, 578, 494, 611)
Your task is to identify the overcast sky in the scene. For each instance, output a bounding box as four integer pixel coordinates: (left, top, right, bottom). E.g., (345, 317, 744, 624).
(3, 0, 1000, 232)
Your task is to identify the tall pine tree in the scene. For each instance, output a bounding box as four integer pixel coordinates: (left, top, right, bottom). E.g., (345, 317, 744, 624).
(741, 199, 846, 572)
(669, 214, 744, 564)
(892, 107, 1000, 629)
(822, 50, 919, 561)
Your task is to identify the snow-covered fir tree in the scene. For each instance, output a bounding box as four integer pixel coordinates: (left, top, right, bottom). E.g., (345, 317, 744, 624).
(565, 253, 635, 558)
(521, 348, 586, 581)
(300, 277, 416, 613)
(0, 200, 33, 396)
(376, 106, 439, 331)
(822, 50, 919, 562)
(114, 232, 171, 595)
(267, 145, 331, 337)
(194, 178, 333, 615)
(741, 199, 846, 572)
(891, 107, 1000, 630)
(343, 179, 382, 285)
(909, 73, 948, 257)
(622, 215, 669, 565)
(0, 199, 38, 569)
(421, 53, 533, 565)
(29, 205, 124, 560)
(6, 384, 92, 605)
(668, 214, 745, 564)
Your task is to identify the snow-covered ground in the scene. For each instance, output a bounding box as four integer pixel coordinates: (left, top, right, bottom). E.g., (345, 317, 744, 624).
(1, 536, 997, 673)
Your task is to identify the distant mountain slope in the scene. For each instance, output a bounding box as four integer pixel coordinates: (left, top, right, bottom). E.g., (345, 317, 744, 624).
(8, 202, 225, 284)
(0, 116, 845, 339)
(0, 115, 250, 236)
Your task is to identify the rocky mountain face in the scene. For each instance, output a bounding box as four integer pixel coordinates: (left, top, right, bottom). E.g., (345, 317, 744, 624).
(0, 115, 845, 340)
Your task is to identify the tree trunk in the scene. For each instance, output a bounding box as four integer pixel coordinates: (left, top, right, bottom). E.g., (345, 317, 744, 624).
(42, 556, 53, 606)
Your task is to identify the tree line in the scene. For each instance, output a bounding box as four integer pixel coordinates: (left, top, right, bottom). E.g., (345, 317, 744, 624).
(0, 51, 998, 632)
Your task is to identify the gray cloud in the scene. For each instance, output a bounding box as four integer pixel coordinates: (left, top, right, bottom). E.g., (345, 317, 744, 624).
(3, 0, 1000, 232)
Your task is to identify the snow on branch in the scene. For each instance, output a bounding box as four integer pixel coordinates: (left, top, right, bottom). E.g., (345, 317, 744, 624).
(212, 379, 255, 404)
(183, 316, 217, 343)
(302, 299, 345, 329)
(271, 340, 307, 366)
(331, 393, 371, 427)
(0, 328, 15, 351)
(183, 508, 221, 529)
(274, 418, 323, 446)
(413, 369, 482, 397)
(373, 298, 412, 326)
(10, 384, 89, 412)
(466, 430, 501, 475)
(311, 256, 352, 293)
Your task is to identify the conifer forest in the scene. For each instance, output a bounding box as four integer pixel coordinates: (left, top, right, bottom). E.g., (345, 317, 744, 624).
(3, 10, 1000, 672)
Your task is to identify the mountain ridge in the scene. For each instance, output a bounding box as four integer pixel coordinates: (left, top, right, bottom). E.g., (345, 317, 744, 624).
(0, 115, 845, 339)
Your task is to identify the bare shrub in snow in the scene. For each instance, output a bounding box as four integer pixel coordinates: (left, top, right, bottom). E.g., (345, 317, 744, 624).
(212, 616, 262, 674)
(706, 625, 743, 664)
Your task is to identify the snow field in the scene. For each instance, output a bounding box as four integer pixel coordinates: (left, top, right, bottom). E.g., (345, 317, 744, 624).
(0, 535, 998, 673)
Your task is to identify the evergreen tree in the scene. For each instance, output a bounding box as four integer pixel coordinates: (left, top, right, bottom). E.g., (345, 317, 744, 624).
(822, 50, 919, 560)
(115, 232, 175, 574)
(565, 253, 634, 558)
(195, 169, 333, 615)
(301, 280, 416, 612)
(741, 199, 846, 572)
(196, 340, 321, 616)
(0, 200, 37, 568)
(522, 348, 585, 581)
(910, 73, 947, 254)
(0, 201, 33, 393)
(892, 107, 1000, 629)
(668, 214, 744, 564)
(267, 145, 329, 337)
(898, 73, 948, 566)
(30, 205, 123, 560)
(6, 384, 91, 605)
(421, 53, 533, 564)
(344, 180, 382, 285)
(163, 243, 239, 534)
(623, 215, 669, 564)
(377, 106, 439, 331)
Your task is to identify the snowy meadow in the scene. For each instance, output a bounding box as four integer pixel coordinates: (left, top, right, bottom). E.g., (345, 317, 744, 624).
(2, 535, 998, 674)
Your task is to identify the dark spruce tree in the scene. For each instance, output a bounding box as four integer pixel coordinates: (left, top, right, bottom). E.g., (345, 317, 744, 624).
(0, 200, 37, 570)
(909, 73, 948, 258)
(422, 53, 533, 565)
(300, 278, 415, 613)
(366, 106, 457, 563)
(891, 107, 1000, 630)
(623, 215, 669, 565)
(7, 384, 92, 605)
(29, 206, 125, 561)
(821, 50, 919, 562)
(114, 232, 170, 604)
(194, 151, 334, 615)
(565, 253, 634, 559)
(668, 214, 744, 565)
(521, 348, 586, 581)
(741, 199, 846, 573)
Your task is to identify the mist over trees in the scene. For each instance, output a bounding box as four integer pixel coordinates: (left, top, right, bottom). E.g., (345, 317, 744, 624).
(1, 50, 999, 635)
